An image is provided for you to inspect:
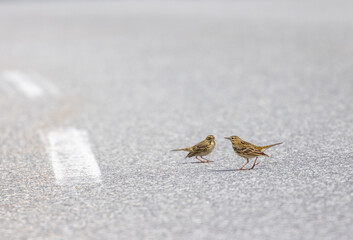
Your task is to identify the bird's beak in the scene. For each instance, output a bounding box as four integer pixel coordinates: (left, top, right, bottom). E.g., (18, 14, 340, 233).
(224, 137, 230, 140)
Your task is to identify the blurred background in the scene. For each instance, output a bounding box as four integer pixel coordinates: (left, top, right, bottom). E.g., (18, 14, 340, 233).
(1, 1, 352, 240)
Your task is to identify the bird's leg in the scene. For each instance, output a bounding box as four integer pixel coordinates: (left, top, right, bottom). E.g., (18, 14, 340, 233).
(196, 156, 206, 163)
(201, 156, 213, 163)
(250, 157, 258, 170)
(238, 159, 249, 170)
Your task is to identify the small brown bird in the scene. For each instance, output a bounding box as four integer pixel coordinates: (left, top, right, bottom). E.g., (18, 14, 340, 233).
(225, 136, 282, 170)
(172, 135, 216, 163)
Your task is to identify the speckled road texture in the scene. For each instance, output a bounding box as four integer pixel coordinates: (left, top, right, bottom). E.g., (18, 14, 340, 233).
(0, 1, 352, 240)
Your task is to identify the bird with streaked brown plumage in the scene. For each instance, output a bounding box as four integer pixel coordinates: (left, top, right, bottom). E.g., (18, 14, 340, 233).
(172, 135, 216, 163)
(225, 136, 282, 170)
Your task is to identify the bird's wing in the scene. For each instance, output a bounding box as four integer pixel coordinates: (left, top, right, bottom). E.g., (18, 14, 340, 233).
(236, 144, 268, 157)
(192, 141, 210, 154)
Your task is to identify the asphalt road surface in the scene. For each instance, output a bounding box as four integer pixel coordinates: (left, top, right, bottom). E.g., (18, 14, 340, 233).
(1, 1, 353, 240)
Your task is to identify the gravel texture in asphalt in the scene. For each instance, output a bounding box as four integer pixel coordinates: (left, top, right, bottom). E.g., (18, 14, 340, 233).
(0, 1, 352, 239)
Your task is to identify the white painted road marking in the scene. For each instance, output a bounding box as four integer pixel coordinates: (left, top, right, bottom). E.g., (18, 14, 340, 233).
(46, 128, 102, 185)
(2, 71, 44, 98)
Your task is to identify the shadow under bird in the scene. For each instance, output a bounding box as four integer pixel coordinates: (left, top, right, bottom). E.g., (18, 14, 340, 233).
(172, 135, 216, 163)
(225, 136, 282, 170)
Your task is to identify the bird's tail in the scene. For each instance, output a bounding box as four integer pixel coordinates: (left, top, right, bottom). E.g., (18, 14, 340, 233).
(171, 148, 191, 152)
(260, 142, 283, 151)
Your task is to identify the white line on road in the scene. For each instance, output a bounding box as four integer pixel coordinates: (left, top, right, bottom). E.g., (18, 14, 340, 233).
(2, 71, 44, 98)
(46, 128, 102, 185)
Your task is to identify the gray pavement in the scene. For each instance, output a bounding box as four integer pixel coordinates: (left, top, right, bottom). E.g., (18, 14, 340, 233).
(0, 1, 353, 239)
